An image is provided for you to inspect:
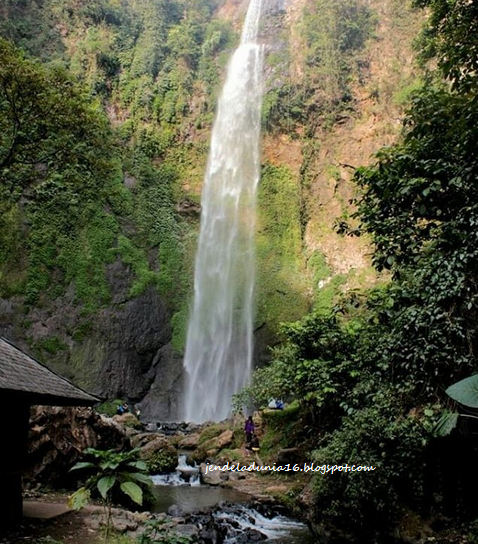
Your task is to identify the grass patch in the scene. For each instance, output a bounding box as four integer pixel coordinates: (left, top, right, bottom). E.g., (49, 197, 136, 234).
(198, 423, 228, 445)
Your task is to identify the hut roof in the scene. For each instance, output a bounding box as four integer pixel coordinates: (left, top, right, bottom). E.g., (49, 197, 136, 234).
(0, 337, 100, 406)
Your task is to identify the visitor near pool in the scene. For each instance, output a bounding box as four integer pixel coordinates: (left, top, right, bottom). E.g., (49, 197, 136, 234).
(244, 415, 255, 444)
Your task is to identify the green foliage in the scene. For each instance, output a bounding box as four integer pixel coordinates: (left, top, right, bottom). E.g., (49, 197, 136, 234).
(69, 448, 152, 512)
(312, 392, 427, 533)
(446, 375, 478, 409)
(96, 399, 126, 417)
(261, 0, 376, 134)
(71, 321, 93, 342)
(256, 162, 308, 328)
(236, 310, 360, 419)
(350, 87, 478, 394)
(393, 78, 423, 106)
(261, 85, 308, 133)
(142, 448, 177, 475)
(115, 235, 159, 298)
(33, 336, 68, 356)
(414, 0, 478, 92)
(34, 537, 65, 544)
(434, 411, 459, 437)
(433, 374, 478, 436)
(301, 0, 376, 122)
(258, 402, 302, 459)
(0, 0, 232, 347)
(0, 39, 126, 308)
(238, 0, 478, 539)
(198, 423, 228, 445)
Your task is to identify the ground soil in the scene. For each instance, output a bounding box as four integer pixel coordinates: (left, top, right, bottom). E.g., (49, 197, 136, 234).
(0, 509, 100, 544)
(0, 495, 105, 544)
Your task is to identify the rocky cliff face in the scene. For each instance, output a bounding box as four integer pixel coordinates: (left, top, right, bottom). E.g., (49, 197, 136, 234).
(0, 258, 182, 420)
(26, 406, 128, 487)
(0, 0, 421, 422)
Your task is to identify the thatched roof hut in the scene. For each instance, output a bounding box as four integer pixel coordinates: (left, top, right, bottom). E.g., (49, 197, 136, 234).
(0, 337, 100, 528)
(0, 337, 99, 406)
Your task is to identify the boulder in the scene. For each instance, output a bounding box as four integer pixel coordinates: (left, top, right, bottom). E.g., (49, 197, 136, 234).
(200, 463, 228, 486)
(191, 447, 208, 464)
(178, 433, 201, 449)
(216, 430, 234, 449)
(139, 437, 177, 474)
(175, 524, 199, 540)
(276, 447, 303, 466)
(124, 426, 141, 438)
(113, 413, 142, 429)
(168, 505, 184, 517)
(197, 516, 227, 544)
(206, 448, 220, 459)
(131, 432, 164, 449)
(26, 406, 128, 488)
(201, 429, 234, 453)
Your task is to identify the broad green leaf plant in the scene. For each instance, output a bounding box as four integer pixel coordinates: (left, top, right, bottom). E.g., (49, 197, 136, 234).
(69, 448, 152, 541)
(435, 375, 478, 436)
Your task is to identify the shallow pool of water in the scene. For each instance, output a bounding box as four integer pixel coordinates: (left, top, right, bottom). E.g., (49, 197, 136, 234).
(151, 484, 250, 514)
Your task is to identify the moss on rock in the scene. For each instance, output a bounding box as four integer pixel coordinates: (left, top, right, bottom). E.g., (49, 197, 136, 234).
(139, 438, 177, 474)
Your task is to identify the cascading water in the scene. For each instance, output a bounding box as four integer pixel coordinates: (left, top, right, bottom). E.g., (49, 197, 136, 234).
(183, 0, 264, 423)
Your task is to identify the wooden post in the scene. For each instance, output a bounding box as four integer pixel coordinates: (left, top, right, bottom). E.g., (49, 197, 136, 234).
(0, 401, 30, 529)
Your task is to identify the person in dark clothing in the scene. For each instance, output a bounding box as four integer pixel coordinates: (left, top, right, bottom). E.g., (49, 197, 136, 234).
(244, 416, 255, 445)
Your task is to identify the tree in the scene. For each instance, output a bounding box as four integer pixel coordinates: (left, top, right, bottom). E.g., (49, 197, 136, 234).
(0, 38, 112, 197)
(414, 0, 478, 92)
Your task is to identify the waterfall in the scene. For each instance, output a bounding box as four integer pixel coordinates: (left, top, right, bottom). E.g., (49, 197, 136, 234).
(183, 0, 264, 423)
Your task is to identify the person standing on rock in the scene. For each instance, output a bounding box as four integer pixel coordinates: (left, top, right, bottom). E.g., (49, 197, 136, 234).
(244, 416, 255, 445)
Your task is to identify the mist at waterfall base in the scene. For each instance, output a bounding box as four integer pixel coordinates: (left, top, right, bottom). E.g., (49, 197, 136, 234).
(183, 0, 264, 423)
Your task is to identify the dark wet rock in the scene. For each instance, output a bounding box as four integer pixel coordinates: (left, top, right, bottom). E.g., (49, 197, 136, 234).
(97, 279, 172, 403)
(197, 515, 227, 544)
(176, 199, 201, 216)
(138, 344, 184, 422)
(0, 257, 182, 422)
(231, 528, 267, 543)
(251, 499, 290, 519)
(168, 504, 184, 517)
(276, 447, 303, 465)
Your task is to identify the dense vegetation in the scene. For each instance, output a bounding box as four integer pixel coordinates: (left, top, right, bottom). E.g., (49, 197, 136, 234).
(240, 0, 478, 539)
(0, 0, 378, 370)
(0, 0, 236, 357)
(262, 0, 376, 133)
(3, 0, 478, 539)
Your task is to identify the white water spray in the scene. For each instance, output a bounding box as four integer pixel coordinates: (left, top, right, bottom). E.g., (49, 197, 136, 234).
(183, 0, 264, 423)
